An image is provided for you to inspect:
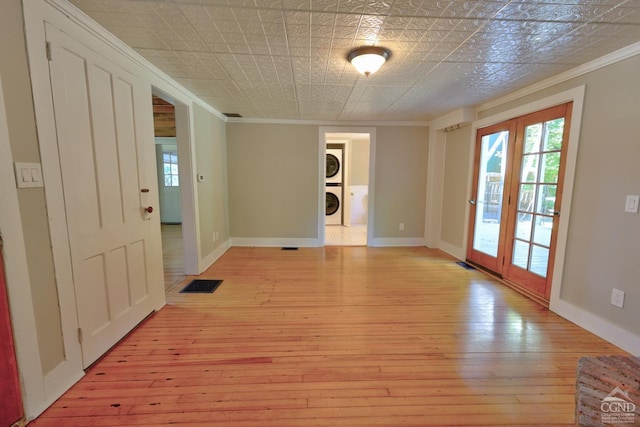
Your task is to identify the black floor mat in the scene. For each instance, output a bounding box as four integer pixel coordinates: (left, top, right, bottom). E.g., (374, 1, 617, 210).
(456, 261, 476, 270)
(179, 279, 223, 294)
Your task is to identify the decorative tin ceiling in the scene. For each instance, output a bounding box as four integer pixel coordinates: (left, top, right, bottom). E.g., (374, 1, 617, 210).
(68, 0, 640, 121)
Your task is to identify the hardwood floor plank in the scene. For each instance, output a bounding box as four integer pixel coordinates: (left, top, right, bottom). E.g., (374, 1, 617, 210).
(175, 388, 391, 403)
(30, 247, 627, 426)
(33, 404, 576, 425)
(161, 224, 185, 290)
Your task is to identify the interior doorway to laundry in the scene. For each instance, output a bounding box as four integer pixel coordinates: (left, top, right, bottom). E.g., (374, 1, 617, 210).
(322, 130, 373, 246)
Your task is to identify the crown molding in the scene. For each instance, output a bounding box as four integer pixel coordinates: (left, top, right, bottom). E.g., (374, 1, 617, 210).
(429, 108, 475, 131)
(477, 40, 640, 112)
(35, 1, 428, 127)
(39, 0, 640, 128)
(226, 117, 430, 126)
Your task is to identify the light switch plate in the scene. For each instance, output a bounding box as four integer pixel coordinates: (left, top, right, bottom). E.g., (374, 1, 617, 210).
(14, 162, 44, 188)
(625, 195, 639, 213)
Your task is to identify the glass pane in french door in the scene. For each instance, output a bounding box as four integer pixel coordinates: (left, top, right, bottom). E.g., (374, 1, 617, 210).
(472, 130, 509, 256)
(511, 117, 565, 277)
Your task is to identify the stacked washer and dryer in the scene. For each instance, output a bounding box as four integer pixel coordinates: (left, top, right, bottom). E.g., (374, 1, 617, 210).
(325, 148, 343, 225)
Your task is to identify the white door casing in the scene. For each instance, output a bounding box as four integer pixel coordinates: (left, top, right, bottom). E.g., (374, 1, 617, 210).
(0, 74, 47, 419)
(46, 24, 164, 367)
(320, 128, 376, 245)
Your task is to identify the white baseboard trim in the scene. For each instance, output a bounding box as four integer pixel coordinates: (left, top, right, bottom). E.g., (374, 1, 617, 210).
(550, 298, 640, 356)
(437, 241, 465, 260)
(199, 239, 232, 273)
(230, 237, 321, 248)
(369, 237, 426, 247)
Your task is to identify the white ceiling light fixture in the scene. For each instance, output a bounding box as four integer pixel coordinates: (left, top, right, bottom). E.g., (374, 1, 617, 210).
(348, 46, 391, 77)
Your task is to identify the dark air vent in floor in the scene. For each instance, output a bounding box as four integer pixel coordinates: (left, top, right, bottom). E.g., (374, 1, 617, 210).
(456, 261, 475, 270)
(179, 279, 223, 294)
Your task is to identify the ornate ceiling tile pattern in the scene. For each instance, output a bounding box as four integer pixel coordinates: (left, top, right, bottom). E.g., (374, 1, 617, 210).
(69, 0, 640, 121)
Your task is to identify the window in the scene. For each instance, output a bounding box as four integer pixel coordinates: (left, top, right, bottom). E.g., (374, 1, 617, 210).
(163, 152, 179, 187)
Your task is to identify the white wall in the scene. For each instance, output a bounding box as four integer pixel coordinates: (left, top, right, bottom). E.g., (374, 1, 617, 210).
(348, 138, 370, 225)
(227, 123, 319, 247)
(228, 123, 429, 247)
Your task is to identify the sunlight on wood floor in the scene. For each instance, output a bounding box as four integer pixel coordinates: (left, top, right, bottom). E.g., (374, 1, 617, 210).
(30, 247, 627, 426)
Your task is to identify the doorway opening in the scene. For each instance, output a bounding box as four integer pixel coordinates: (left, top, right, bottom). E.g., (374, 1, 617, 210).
(151, 94, 186, 291)
(323, 132, 371, 246)
(152, 92, 197, 293)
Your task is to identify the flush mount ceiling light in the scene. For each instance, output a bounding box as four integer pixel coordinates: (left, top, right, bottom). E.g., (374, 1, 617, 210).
(348, 46, 391, 77)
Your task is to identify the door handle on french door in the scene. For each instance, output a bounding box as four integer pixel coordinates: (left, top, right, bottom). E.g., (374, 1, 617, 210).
(469, 199, 476, 205)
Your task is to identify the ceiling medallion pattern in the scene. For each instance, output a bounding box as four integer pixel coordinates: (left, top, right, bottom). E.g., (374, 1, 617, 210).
(70, 0, 640, 121)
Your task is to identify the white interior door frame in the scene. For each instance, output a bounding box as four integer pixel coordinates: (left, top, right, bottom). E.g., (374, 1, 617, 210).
(150, 89, 200, 275)
(0, 75, 48, 420)
(341, 141, 351, 227)
(23, 1, 85, 410)
(318, 126, 376, 246)
(466, 86, 586, 304)
(174, 102, 201, 274)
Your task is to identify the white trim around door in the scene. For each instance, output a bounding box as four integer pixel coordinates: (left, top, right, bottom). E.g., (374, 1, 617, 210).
(467, 86, 586, 311)
(0, 75, 50, 420)
(319, 127, 376, 247)
(463, 86, 640, 354)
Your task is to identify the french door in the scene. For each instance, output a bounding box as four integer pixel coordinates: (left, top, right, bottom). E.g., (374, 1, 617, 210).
(467, 103, 572, 302)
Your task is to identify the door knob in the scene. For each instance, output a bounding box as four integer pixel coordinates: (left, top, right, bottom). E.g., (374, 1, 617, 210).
(143, 206, 153, 221)
(469, 199, 476, 205)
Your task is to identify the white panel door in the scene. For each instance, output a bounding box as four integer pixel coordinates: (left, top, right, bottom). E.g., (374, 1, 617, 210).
(46, 24, 163, 367)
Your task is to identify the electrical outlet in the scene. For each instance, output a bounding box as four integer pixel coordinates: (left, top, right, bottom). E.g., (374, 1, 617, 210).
(625, 195, 639, 213)
(399, 223, 404, 231)
(611, 288, 625, 308)
(212, 232, 216, 242)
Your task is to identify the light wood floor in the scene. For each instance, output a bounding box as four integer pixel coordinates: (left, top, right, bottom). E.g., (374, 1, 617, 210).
(30, 247, 626, 426)
(161, 224, 185, 291)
